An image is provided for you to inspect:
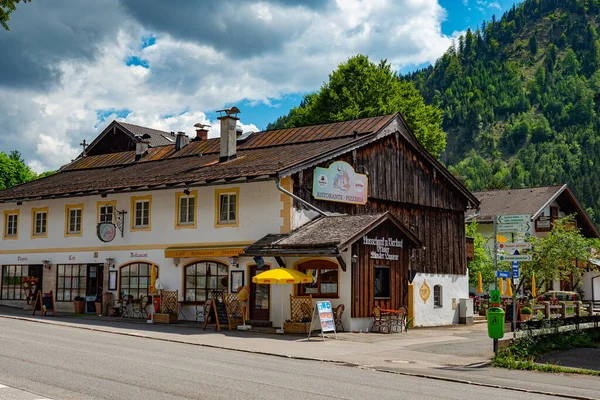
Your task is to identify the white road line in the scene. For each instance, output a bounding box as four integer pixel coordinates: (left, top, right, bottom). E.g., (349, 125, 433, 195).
(0, 384, 7, 388)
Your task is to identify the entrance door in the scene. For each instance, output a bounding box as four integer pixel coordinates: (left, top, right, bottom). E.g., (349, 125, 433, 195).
(28, 265, 43, 300)
(86, 264, 103, 298)
(249, 265, 270, 321)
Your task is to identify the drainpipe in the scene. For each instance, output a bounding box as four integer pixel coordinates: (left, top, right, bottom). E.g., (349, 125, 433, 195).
(465, 208, 481, 222)
(275, 177, 327, 217)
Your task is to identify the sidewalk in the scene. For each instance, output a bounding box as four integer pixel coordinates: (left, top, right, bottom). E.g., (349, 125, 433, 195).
(1, 306, 598, 400)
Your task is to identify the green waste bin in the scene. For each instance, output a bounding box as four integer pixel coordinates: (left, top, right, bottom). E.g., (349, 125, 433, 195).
(487, 307, 505, 339)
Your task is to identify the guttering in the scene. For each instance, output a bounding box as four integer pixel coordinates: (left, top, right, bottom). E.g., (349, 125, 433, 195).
(276, 176, 327, 217)
(465, 208, 481, 222)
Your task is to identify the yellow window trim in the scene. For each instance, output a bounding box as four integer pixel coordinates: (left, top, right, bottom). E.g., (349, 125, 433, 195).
(214, 187, 240, 228)
(97, 200, 117, 224)
(3, 209, 20, 240)
(64, 203, 84, 238)
(130, 195, 152, 232)
(175, 190, 198, 229)
(31, 206, 49, 239)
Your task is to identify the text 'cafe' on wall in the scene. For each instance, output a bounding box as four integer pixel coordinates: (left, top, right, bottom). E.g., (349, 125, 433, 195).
(0, 111, 478, 329)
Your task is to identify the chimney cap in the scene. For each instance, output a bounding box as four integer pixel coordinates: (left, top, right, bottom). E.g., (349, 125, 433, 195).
(216, 106, 241, 118)
(194, 123, 211, 129)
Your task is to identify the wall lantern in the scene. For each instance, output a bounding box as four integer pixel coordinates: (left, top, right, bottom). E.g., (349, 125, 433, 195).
(104, 257, 115, 269)
(42, 260, 51, 270)
(351, 254, 358, 264)
(229, 257, 239, 267)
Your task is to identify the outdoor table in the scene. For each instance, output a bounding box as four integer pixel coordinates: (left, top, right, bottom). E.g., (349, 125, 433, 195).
(380, 309, 407, 333)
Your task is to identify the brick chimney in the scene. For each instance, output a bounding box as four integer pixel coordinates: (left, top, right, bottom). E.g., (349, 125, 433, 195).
(217, 107, 240, 162)
(193, 123, 210, 141)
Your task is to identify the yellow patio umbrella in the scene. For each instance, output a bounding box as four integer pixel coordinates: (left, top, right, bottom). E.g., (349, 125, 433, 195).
(252, 268, 312, 333)
(149, 263, 157, 294)
(476, 272, 483, 294)
(498, 278, 504, 295)
(506, 279, 513, 297)
(531, 273, 537, 297)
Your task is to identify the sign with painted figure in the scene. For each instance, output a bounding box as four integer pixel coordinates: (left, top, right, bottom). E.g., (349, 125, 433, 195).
(313, 161, 368, 205)
(497, 215, 531, 224)
(498, 242, 532, 251)
(316, 301, 336, 332)
(97, 223, 117, 242)
(497, 254, 532, 262)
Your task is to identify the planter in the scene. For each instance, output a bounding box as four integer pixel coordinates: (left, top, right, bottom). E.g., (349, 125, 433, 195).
(283, 321, 310, 334)
(95, 302, 103, 316)
(73, 300, 85, 314)
(108, 307, 120, 317)
(479, 308, 487, 316)
(521, 314, 532, 321)
(153, 313, 177, 324)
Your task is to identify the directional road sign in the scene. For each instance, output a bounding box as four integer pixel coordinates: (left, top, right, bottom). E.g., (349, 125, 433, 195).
(497, 214, 531, 224)
(497, 271, 511, 279)
(498, 242, 532, 251)
(497, 254, 532, 262)
(497, 222, 532, 233)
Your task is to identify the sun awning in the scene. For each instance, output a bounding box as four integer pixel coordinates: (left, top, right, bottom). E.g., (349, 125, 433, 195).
(590, 258, 600, 267)
(164, 245, 246, 258)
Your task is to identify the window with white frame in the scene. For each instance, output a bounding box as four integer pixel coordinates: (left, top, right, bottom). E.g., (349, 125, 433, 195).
(99, 204, 114, 223)
(179, 195, 195, 225)
(218, 193, 237, 224)
(5, 213, 18, 237)
(134, 200, 150, 228)
(434, 285, 442, 307)
(33, 210, 47, 236)
(68, 208, 82, 234)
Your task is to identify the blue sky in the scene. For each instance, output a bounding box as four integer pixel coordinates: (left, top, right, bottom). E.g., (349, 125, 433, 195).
(1, 0, 522, 171)
(238, 0, 521, 131)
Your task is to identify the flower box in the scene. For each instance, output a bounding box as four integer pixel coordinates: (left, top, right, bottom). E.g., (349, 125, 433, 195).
(153, 313, 177, 324)
(283, 321, 310, 334)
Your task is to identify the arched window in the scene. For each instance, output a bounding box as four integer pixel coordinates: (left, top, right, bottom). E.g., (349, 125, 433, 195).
(184, 261, 228, 303)
(119, 262, 156, 299)
(297, 260, 339, 298)
(434, 285, 442, 308)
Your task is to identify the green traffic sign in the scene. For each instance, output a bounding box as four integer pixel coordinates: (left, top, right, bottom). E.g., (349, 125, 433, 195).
(497, 214, 531, 224)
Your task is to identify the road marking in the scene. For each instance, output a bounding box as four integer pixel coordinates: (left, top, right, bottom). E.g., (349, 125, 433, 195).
(0, 384, 7, 388)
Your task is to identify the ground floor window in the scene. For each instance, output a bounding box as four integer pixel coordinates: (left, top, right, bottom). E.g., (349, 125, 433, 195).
(297, 260, 339, 298)
(119, 262, 156, 299)
(56, 264, 87, 302)
(374, 265, 391, 299)
(1, 265, 29, 300)
(185, 261, 228, 303)
(434, 285, 443, 307)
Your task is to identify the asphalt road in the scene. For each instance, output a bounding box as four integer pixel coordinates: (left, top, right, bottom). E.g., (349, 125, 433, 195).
(0, 318, 564, 400)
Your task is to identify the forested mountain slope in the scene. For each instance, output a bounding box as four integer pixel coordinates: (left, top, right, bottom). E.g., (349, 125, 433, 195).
(404, 0, 600, 225)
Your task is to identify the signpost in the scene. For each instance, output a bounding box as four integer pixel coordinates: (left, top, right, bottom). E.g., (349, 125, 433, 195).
(493, 214, 534, 345)
(496, 271, 511, 279)
(497, 254, 532, 262)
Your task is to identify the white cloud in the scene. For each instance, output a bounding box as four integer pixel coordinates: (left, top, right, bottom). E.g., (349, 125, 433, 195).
(488, 2, 502, 10)
(1, 0, 457, 172)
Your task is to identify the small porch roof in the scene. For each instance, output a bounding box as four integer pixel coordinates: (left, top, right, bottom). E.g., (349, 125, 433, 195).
(244, 212, 422, 258)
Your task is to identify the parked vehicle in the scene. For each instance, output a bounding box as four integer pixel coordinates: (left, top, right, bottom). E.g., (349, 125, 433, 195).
(536, 291, 581, 304)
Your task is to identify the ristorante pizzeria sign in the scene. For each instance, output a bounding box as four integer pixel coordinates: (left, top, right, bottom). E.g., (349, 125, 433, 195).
(312, 161, 368, 205)
(363, 236, 403, 261)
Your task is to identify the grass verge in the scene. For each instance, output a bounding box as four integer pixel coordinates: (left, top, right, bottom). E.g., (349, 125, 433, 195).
(493, 328, 600, 376)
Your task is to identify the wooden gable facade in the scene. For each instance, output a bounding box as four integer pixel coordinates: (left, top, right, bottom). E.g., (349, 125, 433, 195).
(290, 117, 477, 305)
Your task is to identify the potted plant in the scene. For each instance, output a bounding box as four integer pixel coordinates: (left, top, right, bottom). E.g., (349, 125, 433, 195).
(479, 302, 488, 316)
(73, 296, 85, 314)
(521, 306, 532, 321)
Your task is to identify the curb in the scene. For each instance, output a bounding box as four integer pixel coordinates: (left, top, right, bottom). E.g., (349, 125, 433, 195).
(0, 314, 596, 400)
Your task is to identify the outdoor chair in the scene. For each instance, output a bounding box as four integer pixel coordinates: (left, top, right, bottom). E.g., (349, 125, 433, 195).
(391, 306, 408, 333)
(135, 296, 150, 319)
(333, 304, 345, 332)
(371, 305, 391, 333)
(119, 295, 134, 318)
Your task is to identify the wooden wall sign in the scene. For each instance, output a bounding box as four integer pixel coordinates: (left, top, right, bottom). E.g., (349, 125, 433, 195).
(419, 280, 430, 304)
(33, 291, 56, 316)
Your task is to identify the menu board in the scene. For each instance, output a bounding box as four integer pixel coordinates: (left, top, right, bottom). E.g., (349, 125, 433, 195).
(33, 291, 56, 316)
(316, 301, 335, 332)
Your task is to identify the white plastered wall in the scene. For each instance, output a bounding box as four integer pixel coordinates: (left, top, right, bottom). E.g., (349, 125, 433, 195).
(411, 272, 469, 327)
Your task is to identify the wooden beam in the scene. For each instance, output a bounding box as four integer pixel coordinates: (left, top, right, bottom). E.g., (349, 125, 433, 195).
(275, 256, 286, 268)
(336, 255, 347, 272)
